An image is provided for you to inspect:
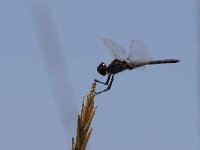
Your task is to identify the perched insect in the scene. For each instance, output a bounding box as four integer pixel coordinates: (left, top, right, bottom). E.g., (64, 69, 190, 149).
(95, 38, 180, 95)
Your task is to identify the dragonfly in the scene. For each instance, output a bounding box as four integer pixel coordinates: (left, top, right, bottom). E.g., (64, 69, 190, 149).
(94, 38, 180, 95)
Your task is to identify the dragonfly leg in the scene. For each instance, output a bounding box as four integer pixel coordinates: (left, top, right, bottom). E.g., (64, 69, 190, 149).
(95, 74, 114, 95)
(94, 74, 111, 85)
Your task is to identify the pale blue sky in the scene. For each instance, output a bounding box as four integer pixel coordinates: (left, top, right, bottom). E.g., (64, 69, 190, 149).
(0, 0, 199, 150)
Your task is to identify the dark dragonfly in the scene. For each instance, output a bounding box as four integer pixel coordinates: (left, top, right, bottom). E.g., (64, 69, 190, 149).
(94, 38, 180, 95)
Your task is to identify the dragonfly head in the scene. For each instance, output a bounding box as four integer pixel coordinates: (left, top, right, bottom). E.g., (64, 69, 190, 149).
(97, 62, 107, 76)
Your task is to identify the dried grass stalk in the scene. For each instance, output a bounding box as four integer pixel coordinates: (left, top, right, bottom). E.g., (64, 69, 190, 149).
(72, 82, 97, 150)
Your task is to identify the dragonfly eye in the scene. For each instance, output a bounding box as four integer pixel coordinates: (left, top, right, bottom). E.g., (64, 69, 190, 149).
(97, 62, 107, 76)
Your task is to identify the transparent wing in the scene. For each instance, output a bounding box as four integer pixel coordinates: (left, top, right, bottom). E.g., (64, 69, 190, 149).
(126, 39, 153, 63)
(102, 38, 126, 60)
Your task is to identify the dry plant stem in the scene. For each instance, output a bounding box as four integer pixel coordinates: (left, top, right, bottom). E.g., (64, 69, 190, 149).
(72, 82, 97, 150)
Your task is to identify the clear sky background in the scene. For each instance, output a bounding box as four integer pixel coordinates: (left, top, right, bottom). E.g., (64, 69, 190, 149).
(0, 0, 199, 150)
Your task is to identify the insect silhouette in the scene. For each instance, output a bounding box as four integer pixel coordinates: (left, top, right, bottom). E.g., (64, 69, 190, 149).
(94, 38, 180, 95)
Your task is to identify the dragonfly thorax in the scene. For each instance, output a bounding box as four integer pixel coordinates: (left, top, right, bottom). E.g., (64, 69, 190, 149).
(97, 62, 107, 76)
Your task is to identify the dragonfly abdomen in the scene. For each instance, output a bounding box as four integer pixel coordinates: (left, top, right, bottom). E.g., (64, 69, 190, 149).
(130, 59, 180, 68)
(147, 59, 180, 65)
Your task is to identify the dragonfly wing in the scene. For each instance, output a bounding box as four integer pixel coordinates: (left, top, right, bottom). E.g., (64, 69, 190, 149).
(102, 38, 126, 60)
(126, 39, 152, 63)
